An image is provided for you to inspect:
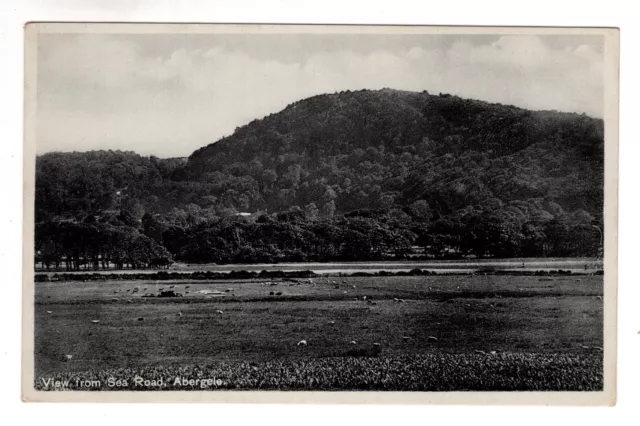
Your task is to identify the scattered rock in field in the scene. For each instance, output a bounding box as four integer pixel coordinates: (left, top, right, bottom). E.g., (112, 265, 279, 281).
(595, 295, 603, 300)
(90, 320, 100, 324)
(465, 304, 471, 307)
(427, 336, 438, 342)
(399, 299, 405, 303)
(402, 336, 411, 341)
(170, 285, 175, 289)
(198, 289, 225, 295)
(177, 312, 182, 316)
(475, 350, 486, 355)
(226, 288, 234, 292)
(393, 298, 399, 302)
(126, 300, 133, 304)
(490, 350, 498, 355)
(352, 285, 356, 289)
(579, 345, 590, 349)
(185, 285, 190, 289)
(328, 320, 335, 325)
(373, 342, 381, 347)
(595, 346, 603, 351)
(363, 296, 367, 300)
(216, 310, 224, 315)
(297, 339, 307, 346)
(46, 311, 52, 314)
(349, 340, 358, 345)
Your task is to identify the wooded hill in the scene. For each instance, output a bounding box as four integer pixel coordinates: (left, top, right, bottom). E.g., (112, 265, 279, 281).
(35, 89, 604, 267)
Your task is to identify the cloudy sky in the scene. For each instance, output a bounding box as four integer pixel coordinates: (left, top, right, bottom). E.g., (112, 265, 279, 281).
(36, 32, 604, 158)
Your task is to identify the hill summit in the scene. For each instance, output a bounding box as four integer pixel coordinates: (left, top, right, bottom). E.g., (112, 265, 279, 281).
(178, 88, 603, 218)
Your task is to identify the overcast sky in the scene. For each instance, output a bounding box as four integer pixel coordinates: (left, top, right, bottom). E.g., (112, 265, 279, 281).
(36, 32, 604, 158)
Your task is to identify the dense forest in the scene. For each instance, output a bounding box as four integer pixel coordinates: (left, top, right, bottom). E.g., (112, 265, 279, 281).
(35, 89, 604, 269)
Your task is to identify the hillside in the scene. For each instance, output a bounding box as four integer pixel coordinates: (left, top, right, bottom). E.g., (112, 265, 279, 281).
(179, 88, 603, 218)
(34, 89, 605, 263)
(35, 151, 187, 221)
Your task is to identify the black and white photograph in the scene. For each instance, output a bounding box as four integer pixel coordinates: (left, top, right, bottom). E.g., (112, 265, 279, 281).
(22, 23, 618, 404)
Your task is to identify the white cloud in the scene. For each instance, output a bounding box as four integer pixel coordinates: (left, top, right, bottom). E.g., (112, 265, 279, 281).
(37, 35, 604, 158)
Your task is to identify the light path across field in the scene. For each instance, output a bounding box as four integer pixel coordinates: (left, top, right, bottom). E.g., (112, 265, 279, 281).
(36, 257, 603, 275)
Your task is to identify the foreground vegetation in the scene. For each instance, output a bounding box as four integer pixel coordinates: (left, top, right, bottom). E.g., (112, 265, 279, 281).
(35, 352, 602, 391)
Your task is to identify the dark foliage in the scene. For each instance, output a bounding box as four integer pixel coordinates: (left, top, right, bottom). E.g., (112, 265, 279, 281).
(34, 89, 604, 265)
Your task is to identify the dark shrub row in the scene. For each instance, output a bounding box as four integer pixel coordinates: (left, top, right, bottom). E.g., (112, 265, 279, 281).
(34, 267, 602, 283)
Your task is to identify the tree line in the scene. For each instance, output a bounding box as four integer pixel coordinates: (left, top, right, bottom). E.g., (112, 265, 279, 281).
(35, 220, 172, 271)
(35, 201, 602, 270)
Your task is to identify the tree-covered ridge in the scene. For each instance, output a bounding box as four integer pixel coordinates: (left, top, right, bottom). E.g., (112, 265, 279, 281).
(34, 89, 604, 265)
(35, 151, 188, 220)
(180, 88, 603, 218)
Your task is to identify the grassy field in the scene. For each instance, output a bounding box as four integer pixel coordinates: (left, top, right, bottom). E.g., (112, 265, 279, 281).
(34, 275, 604, 391)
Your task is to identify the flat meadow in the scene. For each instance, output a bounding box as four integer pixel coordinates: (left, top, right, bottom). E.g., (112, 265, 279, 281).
(34, 274, 604, 391)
